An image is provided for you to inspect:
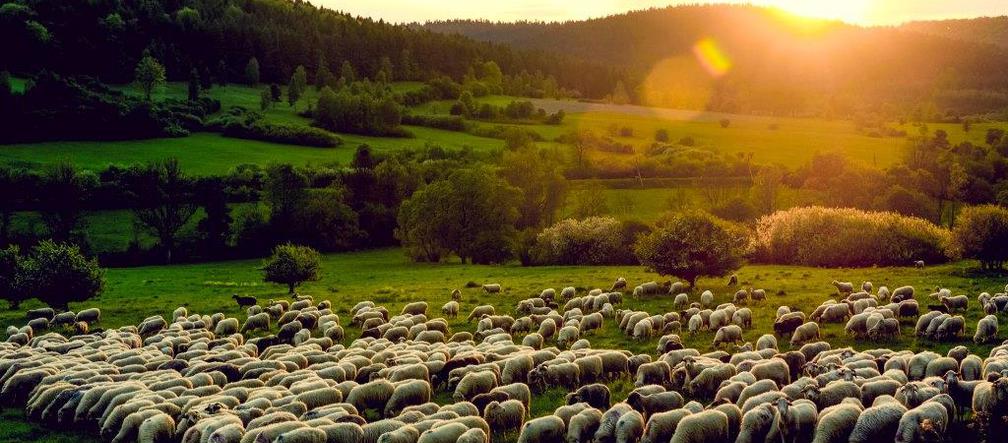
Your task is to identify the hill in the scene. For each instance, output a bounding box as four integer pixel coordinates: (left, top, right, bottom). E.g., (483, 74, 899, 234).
(901, 16, 1008, 48)
(423, 5, 1008, 116)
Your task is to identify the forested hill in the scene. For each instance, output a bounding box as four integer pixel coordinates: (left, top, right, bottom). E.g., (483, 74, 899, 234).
(0, 0, 618, 97)
(422, 5, 1008, 116)
(901, 16, 1008, 48)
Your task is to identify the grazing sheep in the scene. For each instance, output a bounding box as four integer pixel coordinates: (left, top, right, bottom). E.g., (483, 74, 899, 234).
(75, 308, 101, 323)
(232, 294, 257, 309)
(914, 260, 925, 268)
(467, 305, 495, 323)
(790, 322, 820, 347)
(668, 409, 729, 443)
(567, 384, 612, 410)
(452, 289, 462, 301)
(728, 274, 738, 286)
(895, 401, 948, 443)
(240, 312, 270, 333)
(517, 416, 565, 443)
(974, 315, 998, 344)
(939, 295, 968, 313)
(485, 399, 526, 432)
(568, 408, 603, 443)
(832, 280, 854, 294)
(612, 277, 627, 291)
(614, 410, 645, 443)
(441, 301, 459, 319)
(712, 325, 743, 348)
(811, 401, 862, 443)
(482, 284, 502, 294)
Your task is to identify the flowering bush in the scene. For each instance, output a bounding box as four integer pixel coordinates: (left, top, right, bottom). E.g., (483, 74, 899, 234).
(751, 206, 953, 267)
(530, 216, 637, 265)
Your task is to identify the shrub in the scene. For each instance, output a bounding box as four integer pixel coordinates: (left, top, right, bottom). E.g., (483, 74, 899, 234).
(618, 126, 634, 137)
(530, 216, 635, 265)
(719, 118, 731, 128)
(876, 185, 933, 220)
(400, 114, 467, 131)
(262, 243, 321, 294)
(711, 196, 757, 222)
(222, 120, 341, 147)
(23, 240, 105, 311)
(952, 205, 1008, 269)
(634, 211, 747, 287)
(0, 245, 28, 309)
(655, 128, 669, 142)
(752, 206, 952, 267)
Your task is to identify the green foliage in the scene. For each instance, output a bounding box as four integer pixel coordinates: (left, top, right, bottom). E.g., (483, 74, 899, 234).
(655, 128, 670, 142)
(261, 243, 321, 293)
(313, 84, 405, 136)
(876, 185, 934, 220)
(134, 54, 166, 101)
(22, 240, 104, 310)
(501, 147, 568, 229)
(245, 57, 260, 86)
(634, 211, 746, 286)
(952, 205, 1008, 270)
(259, 87, 271, 110)
(127, 158, 197, 263)
(396, 167, 520, 264)
(39, 161, 94, 243)
(711, 196, 757, 222)
(187, 68, 201, 102)
(752, 206, 952, 267)
(222, 120, 341, 148)
(0, 245, 28, 309)
(288, 65, 307, 109)
(530, 216, 637, 265)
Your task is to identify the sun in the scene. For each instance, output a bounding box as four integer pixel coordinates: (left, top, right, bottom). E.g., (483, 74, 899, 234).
(763, 0, 875, 25)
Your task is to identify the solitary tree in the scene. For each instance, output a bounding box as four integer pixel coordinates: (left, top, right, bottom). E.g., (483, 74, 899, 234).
(188, 68, 201, 102)
(288, 65, 307, 109)
(262, 243, 321, 294)
(196, 178, 232, 258)
(260, 86, 271, 110)
(245, 57, 260, 86)
(634, 211, 746, 288)
(129, 159, 197, 264)
(23, 240, 104, 311)
(134, 54, 166, 101)
(315, 56, 331, 90)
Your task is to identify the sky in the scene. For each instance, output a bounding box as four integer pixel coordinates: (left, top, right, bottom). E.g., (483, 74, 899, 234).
(318, 0, 1008, 26)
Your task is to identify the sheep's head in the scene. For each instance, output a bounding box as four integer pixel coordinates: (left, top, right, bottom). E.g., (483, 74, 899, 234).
(944, 370, 958, 386)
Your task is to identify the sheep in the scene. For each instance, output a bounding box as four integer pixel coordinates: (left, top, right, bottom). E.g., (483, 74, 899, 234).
(517, 416, 565, 443)
(939, 295, 968, 313)
(774, 312, 805, 337)
(232, 295, 257, 309)
(561, 287, 576, 300)
(454, 371, 498, 401)
(384, 380, 431, 418)
(914, 260, 925, 268)
(832, 280, 854, 294)
(895, 401, 948, 443)
(733, 289, 749, 304)
(441, 301, 459, 319)
(975, 315, 998, 344)
(848, 399, 907, 443)
(712, 325, 743, 348)
(736, 403, 780, 443)
(401, 301, 428, 316)
(26, 307, 55, 320)
(482, 284, 502, 294)
(485, 399, 526, 432)
(614, 410, 645, 443)
(688, 364, 736, 400)
(811, 402, 862, 443)
(790, 322, 820, 347)
(775, 398, 817, 443)
(612, 277, 627, 291)
(626, 391, 683, 419)
(214, 318, 239, 336)
(728, 274, 738, 286)
(731, 308, 752, 329)
(673, 293, 690, 309)
(558, 326, 580, 349)
(568, 408, 603, 443)
(467, 305, 495, 323)
(750, 289, 766, 302)
(567, 384, 612, 410)
(241, 313, 270, 333)
(668, 409, 729, 443)
(75, 308, 100, 323)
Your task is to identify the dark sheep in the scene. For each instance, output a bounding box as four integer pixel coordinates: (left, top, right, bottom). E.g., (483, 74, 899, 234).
(565, 384, 611, 410)
(232, 294, 257, 308)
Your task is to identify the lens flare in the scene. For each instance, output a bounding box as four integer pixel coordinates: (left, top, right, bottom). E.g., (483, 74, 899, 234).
(692, 38, 731, 77)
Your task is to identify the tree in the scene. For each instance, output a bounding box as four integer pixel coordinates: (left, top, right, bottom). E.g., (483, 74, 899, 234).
(22, 240, 104, 311)
(655, 128, 669, 142)
(315, 56, 331, 90)
(245, 57, 260, 85)
(501, 147, 568, 229)
(634, 211, 746, 287)
(264, 163, 309, 237)
(877, 185, 933, 220)
(270, 84, 282, 103)
(288, 65, 306, 109)
(196, 178, 231, 258)
(129, 159, 196, 264)
(340, 61, 356, 83)
(751, 164, 785, 214)
(187, 68, 201, 101)
(261, 243, 321, 294)
(39, 161, 93, 243)
(611, 80, 630, 105)
(134, 54, 166, 101)
(294, 188, 365, 251)
(377, 56, 393, 83)
(217, 59, 228, 86)
(0, 167, 26, 243)
(0, 245, 27, 309)
(260, 86, 271, 110)
(986, 128, 1004, 146)
(396, 168, 520, 264)
(953, 205, 1008, 270)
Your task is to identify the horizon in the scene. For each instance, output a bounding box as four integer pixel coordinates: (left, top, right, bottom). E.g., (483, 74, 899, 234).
(319, 0, 1008, 26)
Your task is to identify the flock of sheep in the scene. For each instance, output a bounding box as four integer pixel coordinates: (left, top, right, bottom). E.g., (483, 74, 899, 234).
(2, 276, 1008, 443)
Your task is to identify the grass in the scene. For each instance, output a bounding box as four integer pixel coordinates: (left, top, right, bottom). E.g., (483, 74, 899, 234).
(1, 247, 1005, 439)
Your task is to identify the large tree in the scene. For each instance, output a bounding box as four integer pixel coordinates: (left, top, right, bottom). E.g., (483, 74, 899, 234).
(396, 167, 520, 264)
(134, 54, 166, 101)
(39, 161, 93, 243)
(500, 146, 568, 229)
(22, 240, 104, 311)
(634, 211, 746, 287)
(128, 159, 197, 264)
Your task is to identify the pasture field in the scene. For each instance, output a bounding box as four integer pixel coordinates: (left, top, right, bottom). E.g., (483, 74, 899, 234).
(1, 248, 1005, 441)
